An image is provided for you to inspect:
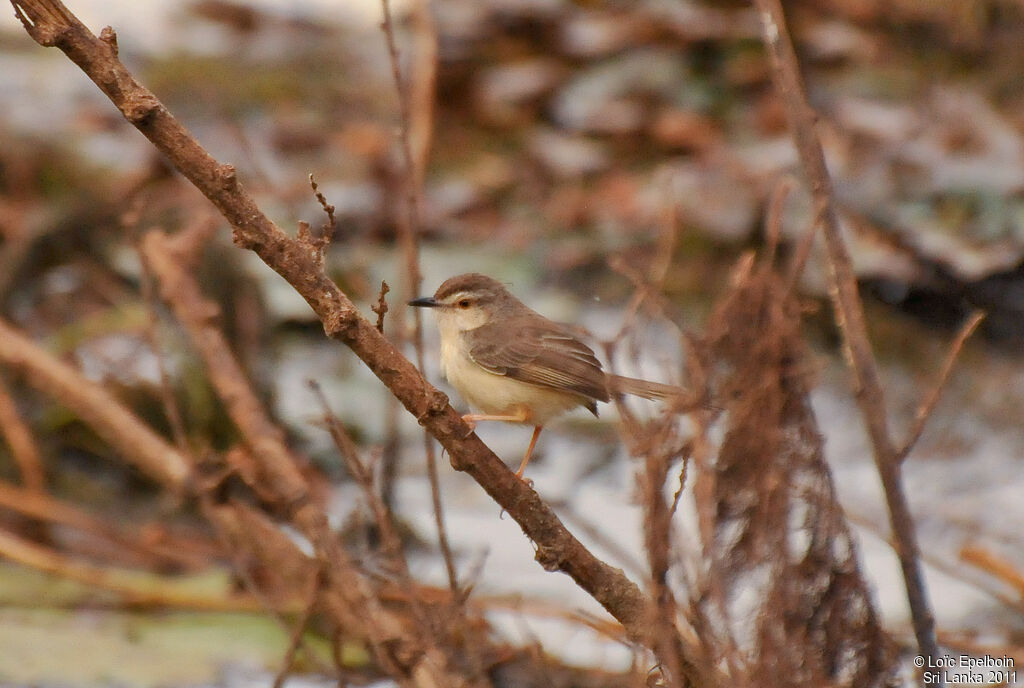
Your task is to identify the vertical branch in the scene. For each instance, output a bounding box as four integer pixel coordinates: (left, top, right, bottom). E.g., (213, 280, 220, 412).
(379, 0, 457, 592)
(640, 434, 687, 688)
(751, 0, 942, 682)
(408, 0, 437, 192)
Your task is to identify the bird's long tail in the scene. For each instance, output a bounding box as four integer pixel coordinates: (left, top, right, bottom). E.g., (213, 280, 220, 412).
(608, 374, 716, 411)
(607, 374, 687, 401)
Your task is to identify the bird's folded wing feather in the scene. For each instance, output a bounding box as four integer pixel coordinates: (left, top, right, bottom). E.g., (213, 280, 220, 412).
(466, 320, 610, 403)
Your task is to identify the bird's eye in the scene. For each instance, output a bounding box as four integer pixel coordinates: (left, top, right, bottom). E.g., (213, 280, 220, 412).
(457, 299, 471, 309)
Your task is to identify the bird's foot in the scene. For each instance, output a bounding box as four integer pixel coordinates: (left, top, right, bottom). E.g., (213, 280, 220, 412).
(460, 414, 477, 438)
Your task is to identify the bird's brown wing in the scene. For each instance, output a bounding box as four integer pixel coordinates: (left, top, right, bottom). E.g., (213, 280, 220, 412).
(465, 318, 610, 407)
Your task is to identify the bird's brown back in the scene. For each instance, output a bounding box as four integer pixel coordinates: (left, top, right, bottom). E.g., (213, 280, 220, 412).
(465, 314, 610, 411)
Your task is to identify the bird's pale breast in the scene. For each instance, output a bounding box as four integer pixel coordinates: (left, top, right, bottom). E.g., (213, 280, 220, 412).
(440, 331, 586, 424)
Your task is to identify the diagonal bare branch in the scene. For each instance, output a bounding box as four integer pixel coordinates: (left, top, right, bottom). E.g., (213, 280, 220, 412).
(6, 0, 661, 659)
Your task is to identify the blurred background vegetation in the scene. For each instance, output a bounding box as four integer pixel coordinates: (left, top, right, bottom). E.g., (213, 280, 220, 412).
(1, 0, 1023, 686)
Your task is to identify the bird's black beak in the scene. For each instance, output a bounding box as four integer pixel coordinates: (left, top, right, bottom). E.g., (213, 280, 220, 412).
(408, 296, 439, 308)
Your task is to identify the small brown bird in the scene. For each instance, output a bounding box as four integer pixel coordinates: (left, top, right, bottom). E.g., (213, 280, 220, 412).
(410, 273, 685, 478)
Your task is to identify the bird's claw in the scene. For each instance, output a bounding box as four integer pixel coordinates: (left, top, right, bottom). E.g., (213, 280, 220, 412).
(460, 414, 477, 438)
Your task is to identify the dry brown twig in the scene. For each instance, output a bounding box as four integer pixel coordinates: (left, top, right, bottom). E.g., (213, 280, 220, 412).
(272, 567, 326, 688)
(898, 310, 985, 463)
(137, 230, 191, 454)
(371, 280, 390, 334)
(309, 380, 408, 572)
(783, 196, 825, 296)
(378, 0, 459, 595)
(408, 0, 437, 193)
(308, 380, 495, 682)
(0, 372, 45, 491)
(603, 198, 711, 688)
(309, 173, 336, 237)
(298, 174, 336, 271)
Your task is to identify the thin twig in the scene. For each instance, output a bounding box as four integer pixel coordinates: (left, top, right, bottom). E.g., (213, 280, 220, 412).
(897, 311, 985, 463)
(642, 431, 687, 688)
(272, 567, 325, 688)
(783, 197, 826, 296)
(301, 174, 336, 272)
(137, 226, 195, 454)
(752, 1, 943, 681)
(408, 0, 437, 192)
(762, 176, 795, 270)
(371, 280, 390, 334)
(308, 380, 406, 567)
(668, 449, 692, 519)
(307, 380, 476, 676)
(310, 173, 336, 239)
(379, 0, 458, 594)
(0, 372, 45, 491)
(606, 221, 707, 686)
(609, 181, 681, 343)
